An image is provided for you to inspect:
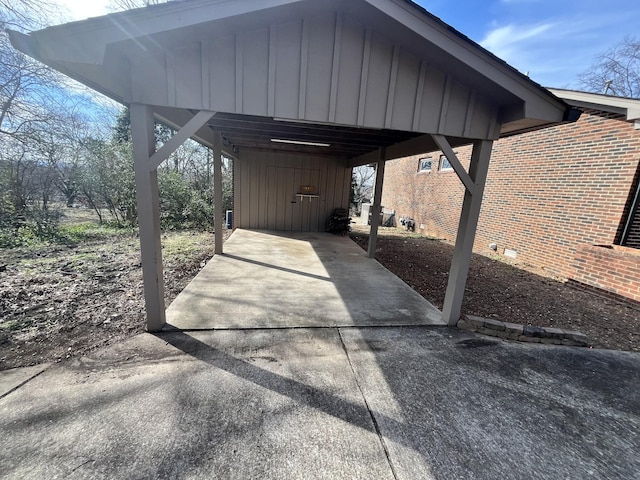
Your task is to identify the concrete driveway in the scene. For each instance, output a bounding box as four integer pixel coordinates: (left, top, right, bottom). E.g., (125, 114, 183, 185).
(2, 230, 638, 478)
(2, 327, 639, 479)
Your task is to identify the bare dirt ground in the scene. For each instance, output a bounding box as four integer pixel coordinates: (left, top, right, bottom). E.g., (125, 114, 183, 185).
(351, 224, 639, 352)
(0, 211, 229, 370)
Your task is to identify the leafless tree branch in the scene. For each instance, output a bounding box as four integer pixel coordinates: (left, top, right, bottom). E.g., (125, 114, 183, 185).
(578, 36, 640, 98)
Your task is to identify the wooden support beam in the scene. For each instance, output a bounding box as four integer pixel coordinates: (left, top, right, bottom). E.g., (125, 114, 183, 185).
(347, 133, 437, 168)
(131, 103, 166, 332)
(213, 131, 224, 255)
(348, 149, 379, 168)
(149, 110, 216, 170)
(385, 133, 436, 162)
(432, 134, 474, 194)
(441, 139, 493, 326)
(368, 148, 386, 258)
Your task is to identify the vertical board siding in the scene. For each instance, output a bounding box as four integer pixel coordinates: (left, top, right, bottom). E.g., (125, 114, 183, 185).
(200, 41, 210, 108)
(238, 156, 250, 227)
(470, 97, 499, 139)
(444, 80, 471, 135)
(166, 52, 176, 106)
(249, 156, 260, 228)
(131, 53, 168, 105)
(266, 166, 277, 229)
(305, 14, 336, 123)
(418, 66, 446, 133)
(236, 150, 350, 232)
(364, 31, 394, 127)
(334, 19, 365, 125)
(174, 43, 202, 108)
(130, 11, 499, 140)
(242, 28, 270, 116)
(393, 50, 421, 131)
(385, 46, 401, 128)
(209, 34, 236, 113)
(235, 34, 244, 113)
(328, 14, 343, 122)
(274, 21, 303, 119)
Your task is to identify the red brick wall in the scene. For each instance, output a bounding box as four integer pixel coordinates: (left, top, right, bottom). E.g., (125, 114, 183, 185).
(571, 245, 640, 303)
(382, 109, 640, 292)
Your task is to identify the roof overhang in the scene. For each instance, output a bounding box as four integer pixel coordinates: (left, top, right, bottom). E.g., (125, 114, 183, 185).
(8, 0, 576, 163)
(549, 88, 640, 130)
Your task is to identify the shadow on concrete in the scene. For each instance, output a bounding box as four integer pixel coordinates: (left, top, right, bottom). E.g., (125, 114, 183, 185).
(166, 229, 443, 329)
(343, 326, 640, 479)
(223, 253, 333, 283)
(159, 330, 374, 430)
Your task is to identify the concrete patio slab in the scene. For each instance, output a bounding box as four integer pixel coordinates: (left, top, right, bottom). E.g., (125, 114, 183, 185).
(166, 229, 444, 329)
(1, 327, 639, 479)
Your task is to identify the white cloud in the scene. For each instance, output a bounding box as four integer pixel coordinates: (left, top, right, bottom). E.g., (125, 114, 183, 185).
(480, 23, 554, 60)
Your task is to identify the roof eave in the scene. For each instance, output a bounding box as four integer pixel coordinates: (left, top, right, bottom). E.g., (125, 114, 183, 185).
(549, 88, 640, 126)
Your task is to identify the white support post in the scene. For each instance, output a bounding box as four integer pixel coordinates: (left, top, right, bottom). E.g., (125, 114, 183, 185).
(367, 148, 386, 258)
(441, 139, 493, 326)
(213, 132, 224, 255)
(131, 103, 166, 332)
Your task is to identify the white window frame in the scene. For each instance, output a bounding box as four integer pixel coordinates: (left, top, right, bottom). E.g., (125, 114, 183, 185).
(438, 154, 454, 172)
(417, 157, 432, 173)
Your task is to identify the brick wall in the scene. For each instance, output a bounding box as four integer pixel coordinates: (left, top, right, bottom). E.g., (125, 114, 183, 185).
(382, 108, 640, 300)
(571, 245, 640, 303)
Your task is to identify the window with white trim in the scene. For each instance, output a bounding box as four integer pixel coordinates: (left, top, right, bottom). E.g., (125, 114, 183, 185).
(438, 154, 453, 172)
(418, 157, 432, 173)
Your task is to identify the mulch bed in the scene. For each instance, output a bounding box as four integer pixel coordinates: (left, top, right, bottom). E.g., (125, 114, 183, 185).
(351, 228, 639, 352)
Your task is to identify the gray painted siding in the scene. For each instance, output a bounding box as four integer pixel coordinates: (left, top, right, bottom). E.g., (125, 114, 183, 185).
(234, 150, 351, 232)
(128, 12, 498, 139)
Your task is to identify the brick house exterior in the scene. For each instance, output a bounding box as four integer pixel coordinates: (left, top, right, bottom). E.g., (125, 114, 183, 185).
(381, 90, 640, 303)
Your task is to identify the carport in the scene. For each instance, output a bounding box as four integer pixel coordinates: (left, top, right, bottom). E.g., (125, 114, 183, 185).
(9, 0, 575, 332)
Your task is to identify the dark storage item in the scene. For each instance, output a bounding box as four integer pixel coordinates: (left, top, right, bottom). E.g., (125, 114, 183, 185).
(327, 208, 351, 235)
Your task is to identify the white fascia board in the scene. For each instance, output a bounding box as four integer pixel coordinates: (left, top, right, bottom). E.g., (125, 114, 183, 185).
(363, 0, 568, 123)
(549, 88, 640, 124)
(24, 0, 305, 65)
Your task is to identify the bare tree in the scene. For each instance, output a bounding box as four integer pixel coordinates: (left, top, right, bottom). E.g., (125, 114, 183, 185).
(0, 2, 90, 236)
(579, 36, 640, 98)
(0, 0, 57, 30)
(350, 165, 376, 213)
(0, 33, 62, 139)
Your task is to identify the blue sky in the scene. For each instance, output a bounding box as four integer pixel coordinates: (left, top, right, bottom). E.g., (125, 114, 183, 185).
(416, 0, 640, 89)
(56, 0, 639, 90)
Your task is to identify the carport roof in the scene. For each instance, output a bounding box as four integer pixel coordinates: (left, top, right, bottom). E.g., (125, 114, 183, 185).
(9, 0, 574, 161)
